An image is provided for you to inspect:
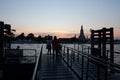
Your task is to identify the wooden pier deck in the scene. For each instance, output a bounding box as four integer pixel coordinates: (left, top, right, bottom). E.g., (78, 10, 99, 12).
(38, 54, 76, 80)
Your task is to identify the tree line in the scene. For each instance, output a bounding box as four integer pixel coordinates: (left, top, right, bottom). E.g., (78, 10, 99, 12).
(12, 32, 89, 43)
(12, 33, 43, 43)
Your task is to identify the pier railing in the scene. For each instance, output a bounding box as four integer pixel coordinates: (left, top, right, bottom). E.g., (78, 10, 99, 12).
(32, 45, 43, 80)
(77, 45, 120, 64)
(60, 45, 120, 80)
(4, 48, 38, 80)
(5, 48, 37, 63)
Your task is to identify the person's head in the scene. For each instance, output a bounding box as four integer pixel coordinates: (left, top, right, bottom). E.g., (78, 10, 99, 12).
(48, 37, 50, 40)
(47, 35, 51, 40)
(17, 46, 20, 49)
(54, 36, 57, 40)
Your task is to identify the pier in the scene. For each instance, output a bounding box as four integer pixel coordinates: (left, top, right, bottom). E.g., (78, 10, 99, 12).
(1, 21, 120, 80)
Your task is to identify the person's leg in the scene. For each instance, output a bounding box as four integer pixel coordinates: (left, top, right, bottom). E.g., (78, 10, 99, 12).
(47, 45, 49, 55)
(49, 46, 51, 55)
(50, 49, 51, 55)
(48, 49, 50, 54)
(47, 49, 49, 55)
(56, 48, 58, 57)
(47, 45, 51, 55)
(48, 49, 51, 55)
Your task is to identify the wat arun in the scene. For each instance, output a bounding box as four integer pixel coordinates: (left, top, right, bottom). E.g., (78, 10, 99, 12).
(79, 25, 86, 42)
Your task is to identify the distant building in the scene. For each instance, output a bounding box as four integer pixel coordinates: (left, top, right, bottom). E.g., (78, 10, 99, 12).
(79, 25, 86, 42)
(59, 38, 72, 43)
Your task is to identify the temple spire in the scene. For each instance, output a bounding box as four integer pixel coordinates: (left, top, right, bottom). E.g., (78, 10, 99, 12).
(81, 25, 83, 29)
(79, 25, 86, 42)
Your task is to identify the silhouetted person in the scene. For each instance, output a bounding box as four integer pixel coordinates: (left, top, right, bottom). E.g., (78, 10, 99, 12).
(52, 36, 59, 56)
(16, 46, 20, 50)
(15, 46, 23, 56)
(46, 35, 52, 55)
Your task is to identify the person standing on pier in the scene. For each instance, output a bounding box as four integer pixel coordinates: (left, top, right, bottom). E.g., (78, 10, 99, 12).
(46, 35, 52, 55)
(52, 36, 59, 56)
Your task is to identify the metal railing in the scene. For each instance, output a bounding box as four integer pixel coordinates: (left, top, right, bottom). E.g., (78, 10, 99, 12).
(77, 44, 120, 64)
(60, 45, 120, 80)
(32, 45, 43, 80)
(5, 48, 37, 63)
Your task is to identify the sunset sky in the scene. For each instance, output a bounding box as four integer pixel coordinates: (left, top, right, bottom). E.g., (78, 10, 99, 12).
(1, 0, 120, 39)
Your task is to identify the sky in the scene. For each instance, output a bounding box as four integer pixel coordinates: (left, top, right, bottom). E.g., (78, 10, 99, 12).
(0, 0, 120, 39)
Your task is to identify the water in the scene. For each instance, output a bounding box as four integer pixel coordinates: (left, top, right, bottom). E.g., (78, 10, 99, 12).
(11, 43, 50, 55)
(64, 44, 120, 52)
(63, 44, 120, 64)
(11, 43, 120, 64)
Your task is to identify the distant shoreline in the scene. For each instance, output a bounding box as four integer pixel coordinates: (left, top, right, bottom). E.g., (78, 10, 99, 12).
(11, 42, 120, 44)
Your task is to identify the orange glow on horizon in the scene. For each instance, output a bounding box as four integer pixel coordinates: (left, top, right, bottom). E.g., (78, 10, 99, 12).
(114, 28, 120, 39)
(14, 29, 120, 39)
(15, 31, 79, 38)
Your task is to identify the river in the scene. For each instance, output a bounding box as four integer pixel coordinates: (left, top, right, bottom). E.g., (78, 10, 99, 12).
(11, 43, 120, 64)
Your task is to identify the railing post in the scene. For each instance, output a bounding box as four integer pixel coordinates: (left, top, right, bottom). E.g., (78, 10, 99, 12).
(110, 28, 114, 63)
(97, 64, 100, 80)
(73, 49, 75, 62)
(61, 45, 63, 58)
(86, 55, 89, 80)
(106, 50, 109, 61)
(104, 65, 108, 80)
(102, 28, 106, 59)
(105, 70, 108, 80)
(77, 44, 80, 62)
(77, 51, 79, 62)
(78, 43, 79, 50)
(110, 28, 114, 73)
(63, 46, 65, 58)
(86, 46, 90, 80)
(67, 48, 69, 66)
(81, 45, 84, 80)
(71, 49, 72, 67)
(81, 55, 84, 80)
(88, 46, 90, 54)
(82, 45, 84, 53)
(0, 21, 4, 62)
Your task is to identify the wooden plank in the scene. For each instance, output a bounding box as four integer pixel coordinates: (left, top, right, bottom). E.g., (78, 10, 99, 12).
(38, 54, 75, 80)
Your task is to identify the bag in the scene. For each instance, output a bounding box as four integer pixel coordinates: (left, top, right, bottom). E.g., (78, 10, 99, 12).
(46, 45, 48, 49)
